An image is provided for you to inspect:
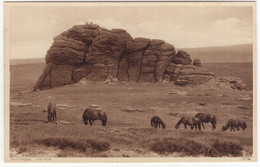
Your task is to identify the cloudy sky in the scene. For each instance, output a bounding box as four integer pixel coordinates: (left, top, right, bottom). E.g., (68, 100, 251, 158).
(6, 2, 254, 59)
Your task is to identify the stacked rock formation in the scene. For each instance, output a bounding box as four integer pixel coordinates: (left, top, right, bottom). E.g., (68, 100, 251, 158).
(34, 24, 216, 90)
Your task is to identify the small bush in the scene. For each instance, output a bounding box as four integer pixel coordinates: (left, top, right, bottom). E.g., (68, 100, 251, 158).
(150, 138, 244, 157)
(212, 139, 243, 157)
(17, 147, 27, 154)
(150, 138, 208, 156)
(86, 139, 110, 152)
(34, 138, 110, 152)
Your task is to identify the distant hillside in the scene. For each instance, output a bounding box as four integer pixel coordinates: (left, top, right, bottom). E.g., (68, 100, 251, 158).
(182, 44, 253, 63)
(10, 58, 45, 65)
(203, 62, 253, 90)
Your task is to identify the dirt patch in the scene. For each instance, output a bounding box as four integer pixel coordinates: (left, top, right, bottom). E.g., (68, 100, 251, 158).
(122, 109, 144, 113)
(10, 102, 32, 107)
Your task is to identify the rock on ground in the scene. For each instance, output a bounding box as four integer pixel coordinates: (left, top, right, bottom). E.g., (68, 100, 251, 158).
(33, 24, 246, 91)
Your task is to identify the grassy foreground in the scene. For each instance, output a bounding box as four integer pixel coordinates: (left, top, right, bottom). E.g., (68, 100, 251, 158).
(9, 63, 253, 158)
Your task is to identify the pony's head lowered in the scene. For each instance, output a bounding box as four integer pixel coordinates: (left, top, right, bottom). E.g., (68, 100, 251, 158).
(100, 112, 107, 126)
(222, 125, 228, 131)
(240, 121, 247, 130)
(161, 122, 166, 129)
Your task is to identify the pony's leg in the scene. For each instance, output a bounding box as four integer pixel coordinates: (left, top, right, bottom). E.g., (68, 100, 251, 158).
(158, 123, 161, 129)
(201, 122, 205, 129)
(231, 126, 235, 132)
(54, 112, 57, 121)
(184, 124, 187, 129)
(211, 122, 216, 130)
(85, 119, 88, 125)
(89, 120, 93, 126)
(199, 124, 201, 130)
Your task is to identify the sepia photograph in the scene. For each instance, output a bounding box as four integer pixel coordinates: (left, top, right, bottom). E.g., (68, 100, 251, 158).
(4, 1, 256, 163)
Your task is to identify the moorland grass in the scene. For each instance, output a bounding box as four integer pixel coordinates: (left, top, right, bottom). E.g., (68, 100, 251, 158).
(150, 137, 243, 157)
(34, 138, 110, 152)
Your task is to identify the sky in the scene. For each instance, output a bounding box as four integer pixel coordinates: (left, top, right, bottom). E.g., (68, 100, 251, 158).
(6, 2, 254, 59)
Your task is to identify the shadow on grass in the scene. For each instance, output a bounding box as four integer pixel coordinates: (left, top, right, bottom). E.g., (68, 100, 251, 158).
(150, 138, 243, 157)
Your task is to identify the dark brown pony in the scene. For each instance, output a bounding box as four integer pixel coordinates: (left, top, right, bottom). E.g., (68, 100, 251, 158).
(150, 116, 166, 129)
(175, 116, 201, 130)
(82, 108, 107, 126)
(222, 119, 247, 132)
(47, 102, 57, 122)
(195, 113, 216, 130)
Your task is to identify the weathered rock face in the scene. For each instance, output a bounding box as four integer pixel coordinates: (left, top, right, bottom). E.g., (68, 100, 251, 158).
(218, 77, 247, 90)
(34, 24, 244, 90)
(172, 50, 192, 65)
(193, 59, 201, 67)
(164, 64, 215, 86)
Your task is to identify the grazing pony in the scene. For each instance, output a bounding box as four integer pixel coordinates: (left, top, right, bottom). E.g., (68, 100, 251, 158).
(222, 119, 247, 132)
(195, 113, 216, 130)
(175, 116, 201, 130)
(82, 108, 107, 126)
(47, 102, 57, 122)
(150, 116, 166, 129)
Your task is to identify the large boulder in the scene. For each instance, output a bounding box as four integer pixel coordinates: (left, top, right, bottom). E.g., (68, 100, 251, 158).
(85, 63, 109, 82)
(46, 25, 101, 65)
(218, 77, 247, 90)
(172, 50, 192, 65)
(193, 59, 201, 67)
(164, 64, 215, 86)
(126, 38, 151, 82)
(51, 65, 74, 87)
(33, 62, 53, 90)
(46, 36, 87, 65)
(72, 64, 93, 82)
(34, 24, 244, 91)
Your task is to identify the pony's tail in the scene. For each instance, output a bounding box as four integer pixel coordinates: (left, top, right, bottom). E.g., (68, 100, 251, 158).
(175, 117, 183, 129)
(82, 109, 88, 124)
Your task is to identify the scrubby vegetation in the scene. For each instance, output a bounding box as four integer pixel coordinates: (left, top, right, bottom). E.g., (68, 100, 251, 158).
(150, 138, 243, 157)
(9, 62, 253, 157)
(34, 138, 110, 152)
